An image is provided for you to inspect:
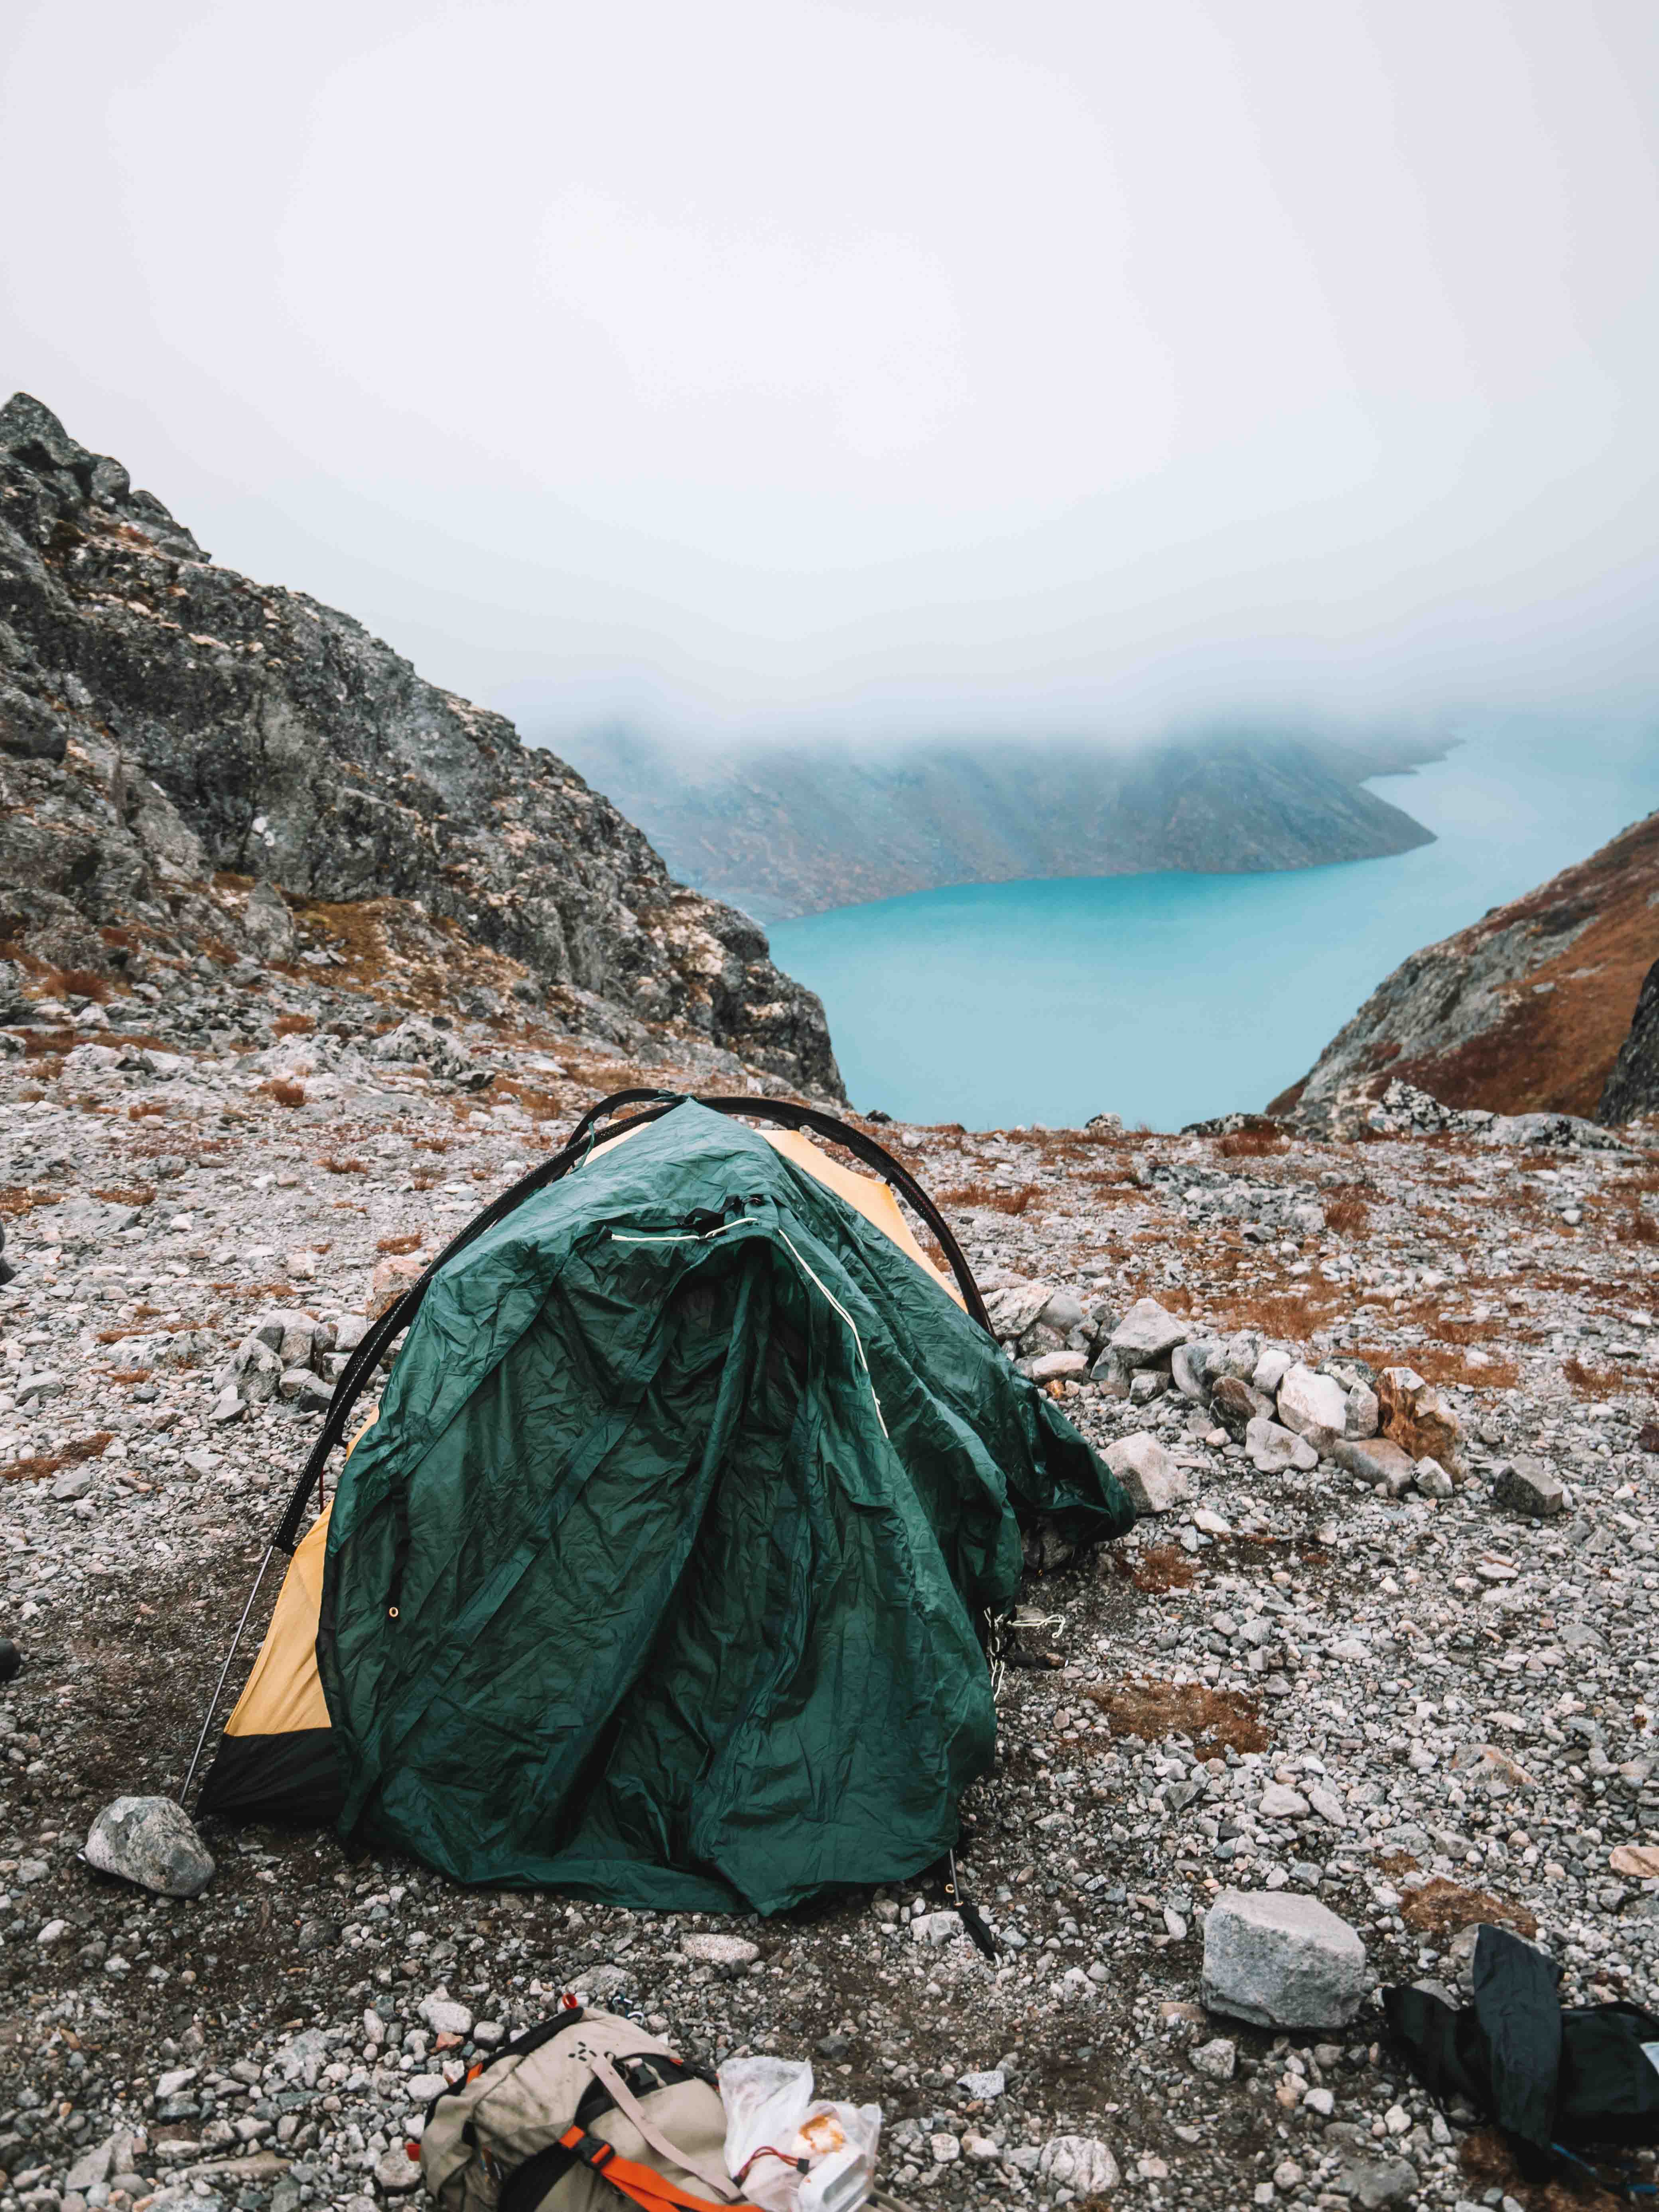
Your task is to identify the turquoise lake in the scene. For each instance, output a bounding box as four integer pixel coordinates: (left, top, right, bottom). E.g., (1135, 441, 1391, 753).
(767, 722, 1659, 1132)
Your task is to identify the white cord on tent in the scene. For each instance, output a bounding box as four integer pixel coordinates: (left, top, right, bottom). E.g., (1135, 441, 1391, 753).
(611, 1218, 889, 1438)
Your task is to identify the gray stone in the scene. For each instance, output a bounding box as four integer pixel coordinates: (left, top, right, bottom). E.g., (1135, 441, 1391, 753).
(1414, 1456, 1454, 1499)
(1190, 2037, 1236, 2081)
(956, 2069, 1005, 2100)
(50, 1464, 95, 1501)
(1211, 1374, 1274, 1440)
(1106, 1297, 1190, 1365)
(1332, 1435, 1418, 1494)
(85, 1796, 215, 1897)
(1259, 1782, 1311, 1820)
(1200, 1889, 1366, 2028)
(1036, 1288, 1086, 1334)
(1172, 1339, 1223, 1400)
(1245, 1416, 1318, 1474)
(1493, 1457, 1564, 1518)
(1339, 2156, 1419, 2209)
(1104, 1432, 1191, 1515)
(1345, 1382, 1380, 1439)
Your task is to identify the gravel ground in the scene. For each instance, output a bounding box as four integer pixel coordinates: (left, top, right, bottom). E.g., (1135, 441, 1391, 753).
(4, 943, 1659, 2212)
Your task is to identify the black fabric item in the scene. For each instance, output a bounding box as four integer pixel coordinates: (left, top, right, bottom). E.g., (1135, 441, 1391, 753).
(196, 1726, 342, 1823)
(1385, 1924, 1659, 2158)
(1472, 1922, 1563, 2149)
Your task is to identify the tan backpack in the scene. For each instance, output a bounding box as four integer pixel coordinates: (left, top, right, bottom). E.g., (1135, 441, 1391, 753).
(417, 2005, 760, 2212)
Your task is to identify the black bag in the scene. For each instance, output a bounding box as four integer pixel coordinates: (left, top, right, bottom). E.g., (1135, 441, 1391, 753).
(1384, 1923, 1659, 2157)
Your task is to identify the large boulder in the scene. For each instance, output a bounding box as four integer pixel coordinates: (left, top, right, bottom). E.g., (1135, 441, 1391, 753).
(1375, 1366, 1463, 1469)
(1200, 1890, 1366, 2029)
(85, 1796, 215, 1897)
(1275, 1364, 1347, 1454)
(1108, 1298, 1191, 1365)
(1103, 1433, 1190, 1515)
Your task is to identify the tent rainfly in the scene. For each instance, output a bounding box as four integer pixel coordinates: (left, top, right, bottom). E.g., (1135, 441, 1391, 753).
(193, 1093, 1133, 1914)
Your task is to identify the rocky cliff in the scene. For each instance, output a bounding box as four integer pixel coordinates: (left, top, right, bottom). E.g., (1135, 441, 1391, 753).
(1271, 807, 1659, 1129)
(556, 724, 1440, 922)
(0, 394, 841, 1097)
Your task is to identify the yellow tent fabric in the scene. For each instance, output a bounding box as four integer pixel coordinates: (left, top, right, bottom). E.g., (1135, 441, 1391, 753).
(223, 1501, 332, 1739)
(585, 1119, 963, 1306)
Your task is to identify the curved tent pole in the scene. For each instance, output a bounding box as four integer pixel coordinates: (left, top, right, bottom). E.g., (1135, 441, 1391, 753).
(183, 1089, 986, 1804)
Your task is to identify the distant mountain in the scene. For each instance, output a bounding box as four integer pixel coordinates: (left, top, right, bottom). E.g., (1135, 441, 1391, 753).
(552, 727, 1440, 922)
(1272, 808, 1659, 1128)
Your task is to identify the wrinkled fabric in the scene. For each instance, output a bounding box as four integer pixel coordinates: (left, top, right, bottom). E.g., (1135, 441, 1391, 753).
(317, 1103, 1132, 1912)
(1385, 1923, 1659, 2156)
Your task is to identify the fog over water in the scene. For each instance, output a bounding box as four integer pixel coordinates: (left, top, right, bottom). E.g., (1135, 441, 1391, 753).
(3, 2, 1659, 747)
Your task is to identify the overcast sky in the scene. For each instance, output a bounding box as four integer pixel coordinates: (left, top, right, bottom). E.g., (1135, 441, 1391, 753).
(4, 0, 1658, 743)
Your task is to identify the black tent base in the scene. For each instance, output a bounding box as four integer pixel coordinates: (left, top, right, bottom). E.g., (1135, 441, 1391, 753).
(197, 1728, 343, 1826)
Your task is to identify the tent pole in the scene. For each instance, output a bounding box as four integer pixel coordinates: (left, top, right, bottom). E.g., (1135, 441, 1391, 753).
(179, 1542, 276, 1806)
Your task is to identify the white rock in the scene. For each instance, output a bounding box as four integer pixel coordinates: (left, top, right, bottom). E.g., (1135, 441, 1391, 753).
(1345, 1383, 1380, 1439)
(1306, 1783, 1349, 1829)
(1250, 1347, 1294, 1397)
(1108, 1298, 1190, 1364)
(374, 2146, 424, 2194)
(1414, 1456, 1454, 1498)
(85, 1796, 215, 1897)
(35, 1917, 69, 1948)
(1104, 1432, 1190, 1515)
(680, 1932, 760, 1968)
(1275, 1364, 1347, 1452)
(910, 1909, 963, 1946)
(418, 1995, 475, 2039)
(1201, 1889, 1366, 2029)
(929, 2134, 961, 2164)
(957, 2069, 1005, 2100)
(1191, 2037, 1236, 2080)
(1259, 1782, 1311, 1820)
(1245, 1417, 1317, 1474)
(1027, 1349, 1088, 1383)
(1038, 2136, 1119, 2196)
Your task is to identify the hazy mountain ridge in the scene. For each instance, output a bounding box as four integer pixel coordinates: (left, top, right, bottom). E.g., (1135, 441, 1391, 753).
(1273, 806, 1659, 1129)
(555, 726, 1442, 922)
(0, 394, 841, 1097)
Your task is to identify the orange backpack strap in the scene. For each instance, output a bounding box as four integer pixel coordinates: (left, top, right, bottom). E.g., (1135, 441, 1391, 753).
(556, 2127, 763, 2212)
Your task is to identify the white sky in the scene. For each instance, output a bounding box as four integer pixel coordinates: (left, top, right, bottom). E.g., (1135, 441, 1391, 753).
(3, 0, 1658, 740)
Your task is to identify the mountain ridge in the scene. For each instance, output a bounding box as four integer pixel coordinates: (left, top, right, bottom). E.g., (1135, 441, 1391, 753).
(1272, 806, 1659, 1129)
(0, 394, 841, 1098)
(550, 723, 1442, 922)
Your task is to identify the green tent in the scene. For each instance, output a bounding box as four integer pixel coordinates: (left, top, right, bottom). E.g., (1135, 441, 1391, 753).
(196, 1095, 1132, 1913)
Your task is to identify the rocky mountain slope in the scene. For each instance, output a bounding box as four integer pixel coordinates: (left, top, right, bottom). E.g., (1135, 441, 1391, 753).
(556, 725, 1439, 921)
(3, 951, 1658, 2212)
(0, 394, 840, 1099)
(1272, 807, 1659, 1131)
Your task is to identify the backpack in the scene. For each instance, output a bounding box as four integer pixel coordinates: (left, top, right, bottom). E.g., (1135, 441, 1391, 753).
(418, 2005, 759, 2212)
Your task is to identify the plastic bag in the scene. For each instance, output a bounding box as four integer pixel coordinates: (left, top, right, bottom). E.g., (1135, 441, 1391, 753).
(717, 2055, 881, 2212)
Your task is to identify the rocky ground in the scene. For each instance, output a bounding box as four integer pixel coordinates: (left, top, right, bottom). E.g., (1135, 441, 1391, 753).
(4, 946, 1659, 2212)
